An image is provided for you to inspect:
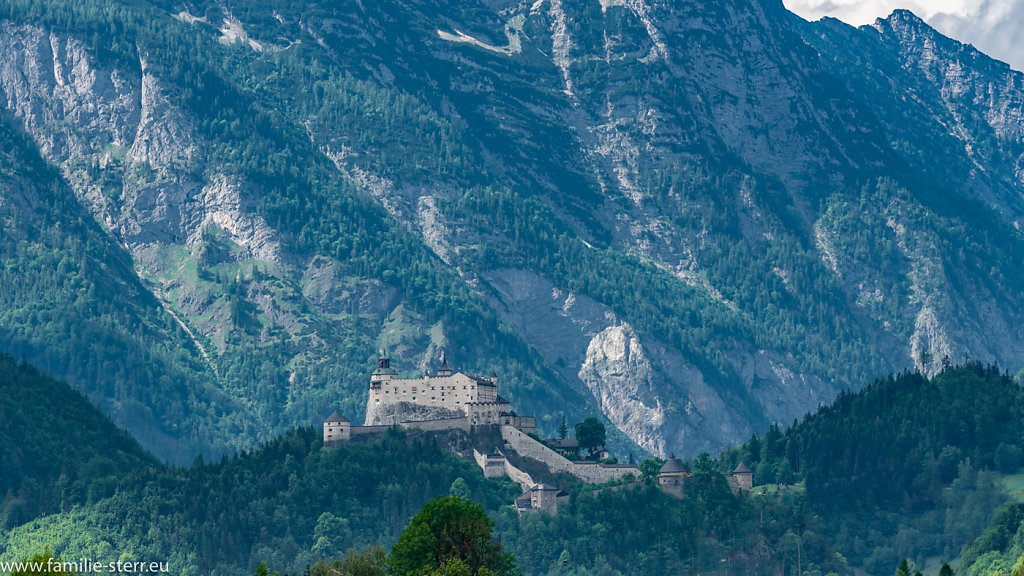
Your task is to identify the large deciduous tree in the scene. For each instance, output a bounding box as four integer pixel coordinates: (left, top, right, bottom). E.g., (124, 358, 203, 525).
(388, 496, 519, 576)
(574, 417, 606, 458)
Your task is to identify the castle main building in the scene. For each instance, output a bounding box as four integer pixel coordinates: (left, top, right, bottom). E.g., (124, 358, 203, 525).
(361, 351, 536, 433)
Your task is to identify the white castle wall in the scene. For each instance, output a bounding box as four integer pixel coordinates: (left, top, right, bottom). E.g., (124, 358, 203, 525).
(503, 458, 536, 490)
(363, 354, 524, 429)
(350, 425, 391, 437)
(473, 448, 536, 491)
(499, 426, 639, 484)
(367, 372, 499, 425)
(349, 419, 471, 437)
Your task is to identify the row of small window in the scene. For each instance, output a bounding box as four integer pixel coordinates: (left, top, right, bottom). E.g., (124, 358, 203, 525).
(390, 387, 470, 393)
(373, 399, 464, 404)
(384, 390, 462, 397)
(376, 392, 465, 404)
(384, 386, 468, 392)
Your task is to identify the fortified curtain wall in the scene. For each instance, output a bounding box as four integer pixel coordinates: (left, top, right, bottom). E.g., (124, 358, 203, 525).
(499, 426, 639, 483)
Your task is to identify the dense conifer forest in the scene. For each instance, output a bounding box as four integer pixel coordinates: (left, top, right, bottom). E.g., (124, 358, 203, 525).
(722, 364, 1024, 572)
(0, 354, 158, 529)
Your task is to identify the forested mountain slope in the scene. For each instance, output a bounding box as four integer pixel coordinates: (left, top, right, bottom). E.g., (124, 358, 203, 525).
(724, 364, 1023, 573)
(0, 427, 522, 576)
(0, 114, 248, 464)
(0, 354, 159, 528)
(0, 0, 1023, 462)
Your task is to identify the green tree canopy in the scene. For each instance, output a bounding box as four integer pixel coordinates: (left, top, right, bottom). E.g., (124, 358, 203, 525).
(388, 496, 518, 576)
(449, 478, 471, 500)
(638, 458, 663, 482)
(11, 550, 77, 575)
(574, 418, 606, 458)
(309, 546, 387, 576)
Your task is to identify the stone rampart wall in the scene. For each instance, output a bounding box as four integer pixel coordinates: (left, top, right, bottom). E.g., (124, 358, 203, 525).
(403, 417, 471, 432)
(503, 458, 536, 490)
(499, 426, 639, 484)
(350, 425, 390, 437)
(473, 448, 535, 490)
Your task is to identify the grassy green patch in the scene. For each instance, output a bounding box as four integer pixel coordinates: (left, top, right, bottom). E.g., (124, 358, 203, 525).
(1000, 469, 1024, 501)
(752, 481, 806, 497)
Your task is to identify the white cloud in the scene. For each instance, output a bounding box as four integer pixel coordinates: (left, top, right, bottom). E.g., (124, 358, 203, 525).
(783, 0, 1024, 71)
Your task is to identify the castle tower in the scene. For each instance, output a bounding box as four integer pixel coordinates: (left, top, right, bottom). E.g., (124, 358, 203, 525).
(436, 352, 452, 377)
(658, 454, 687, 499)
(529, 483, 562, 514)
(370, 349, 398, 387)
(731, 461, 753, 493)
(323, 410, 351, 446)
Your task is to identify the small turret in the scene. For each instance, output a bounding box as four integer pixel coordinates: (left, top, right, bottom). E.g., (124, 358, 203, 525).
(437, 352, 452, 377)
(323, 410, 351, 445)
(371, 348, 398, 386)
(658, 454, 687, 499)
(731, 461, 753, 493)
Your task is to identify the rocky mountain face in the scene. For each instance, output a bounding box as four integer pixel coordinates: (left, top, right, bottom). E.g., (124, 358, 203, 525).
(1, 0, 1023, 461)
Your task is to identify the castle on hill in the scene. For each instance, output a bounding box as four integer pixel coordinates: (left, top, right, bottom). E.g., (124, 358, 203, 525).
(322, 350, 751, 513)
(364, 351, 535, 432)
(323, 350, 536, 446)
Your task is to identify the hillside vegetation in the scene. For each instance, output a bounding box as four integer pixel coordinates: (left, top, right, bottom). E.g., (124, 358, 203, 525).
(723, 364, 1021, 572)
(0, 426, 521, 575)
(6, 360, 1021, 576)
(0, 354, 159, 529)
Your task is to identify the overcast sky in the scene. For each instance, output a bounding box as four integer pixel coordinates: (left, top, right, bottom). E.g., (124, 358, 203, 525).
(783, 0, 1024, 71)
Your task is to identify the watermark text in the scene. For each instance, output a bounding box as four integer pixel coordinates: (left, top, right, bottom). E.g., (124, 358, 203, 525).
(0, 557, 170, 574)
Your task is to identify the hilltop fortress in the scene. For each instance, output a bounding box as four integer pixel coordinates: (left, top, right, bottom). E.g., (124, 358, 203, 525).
(323, 350, 539, 445)
(324, 351, 751, 513)
(324, 351, 639, 510)
(364, 351, 536, 433)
